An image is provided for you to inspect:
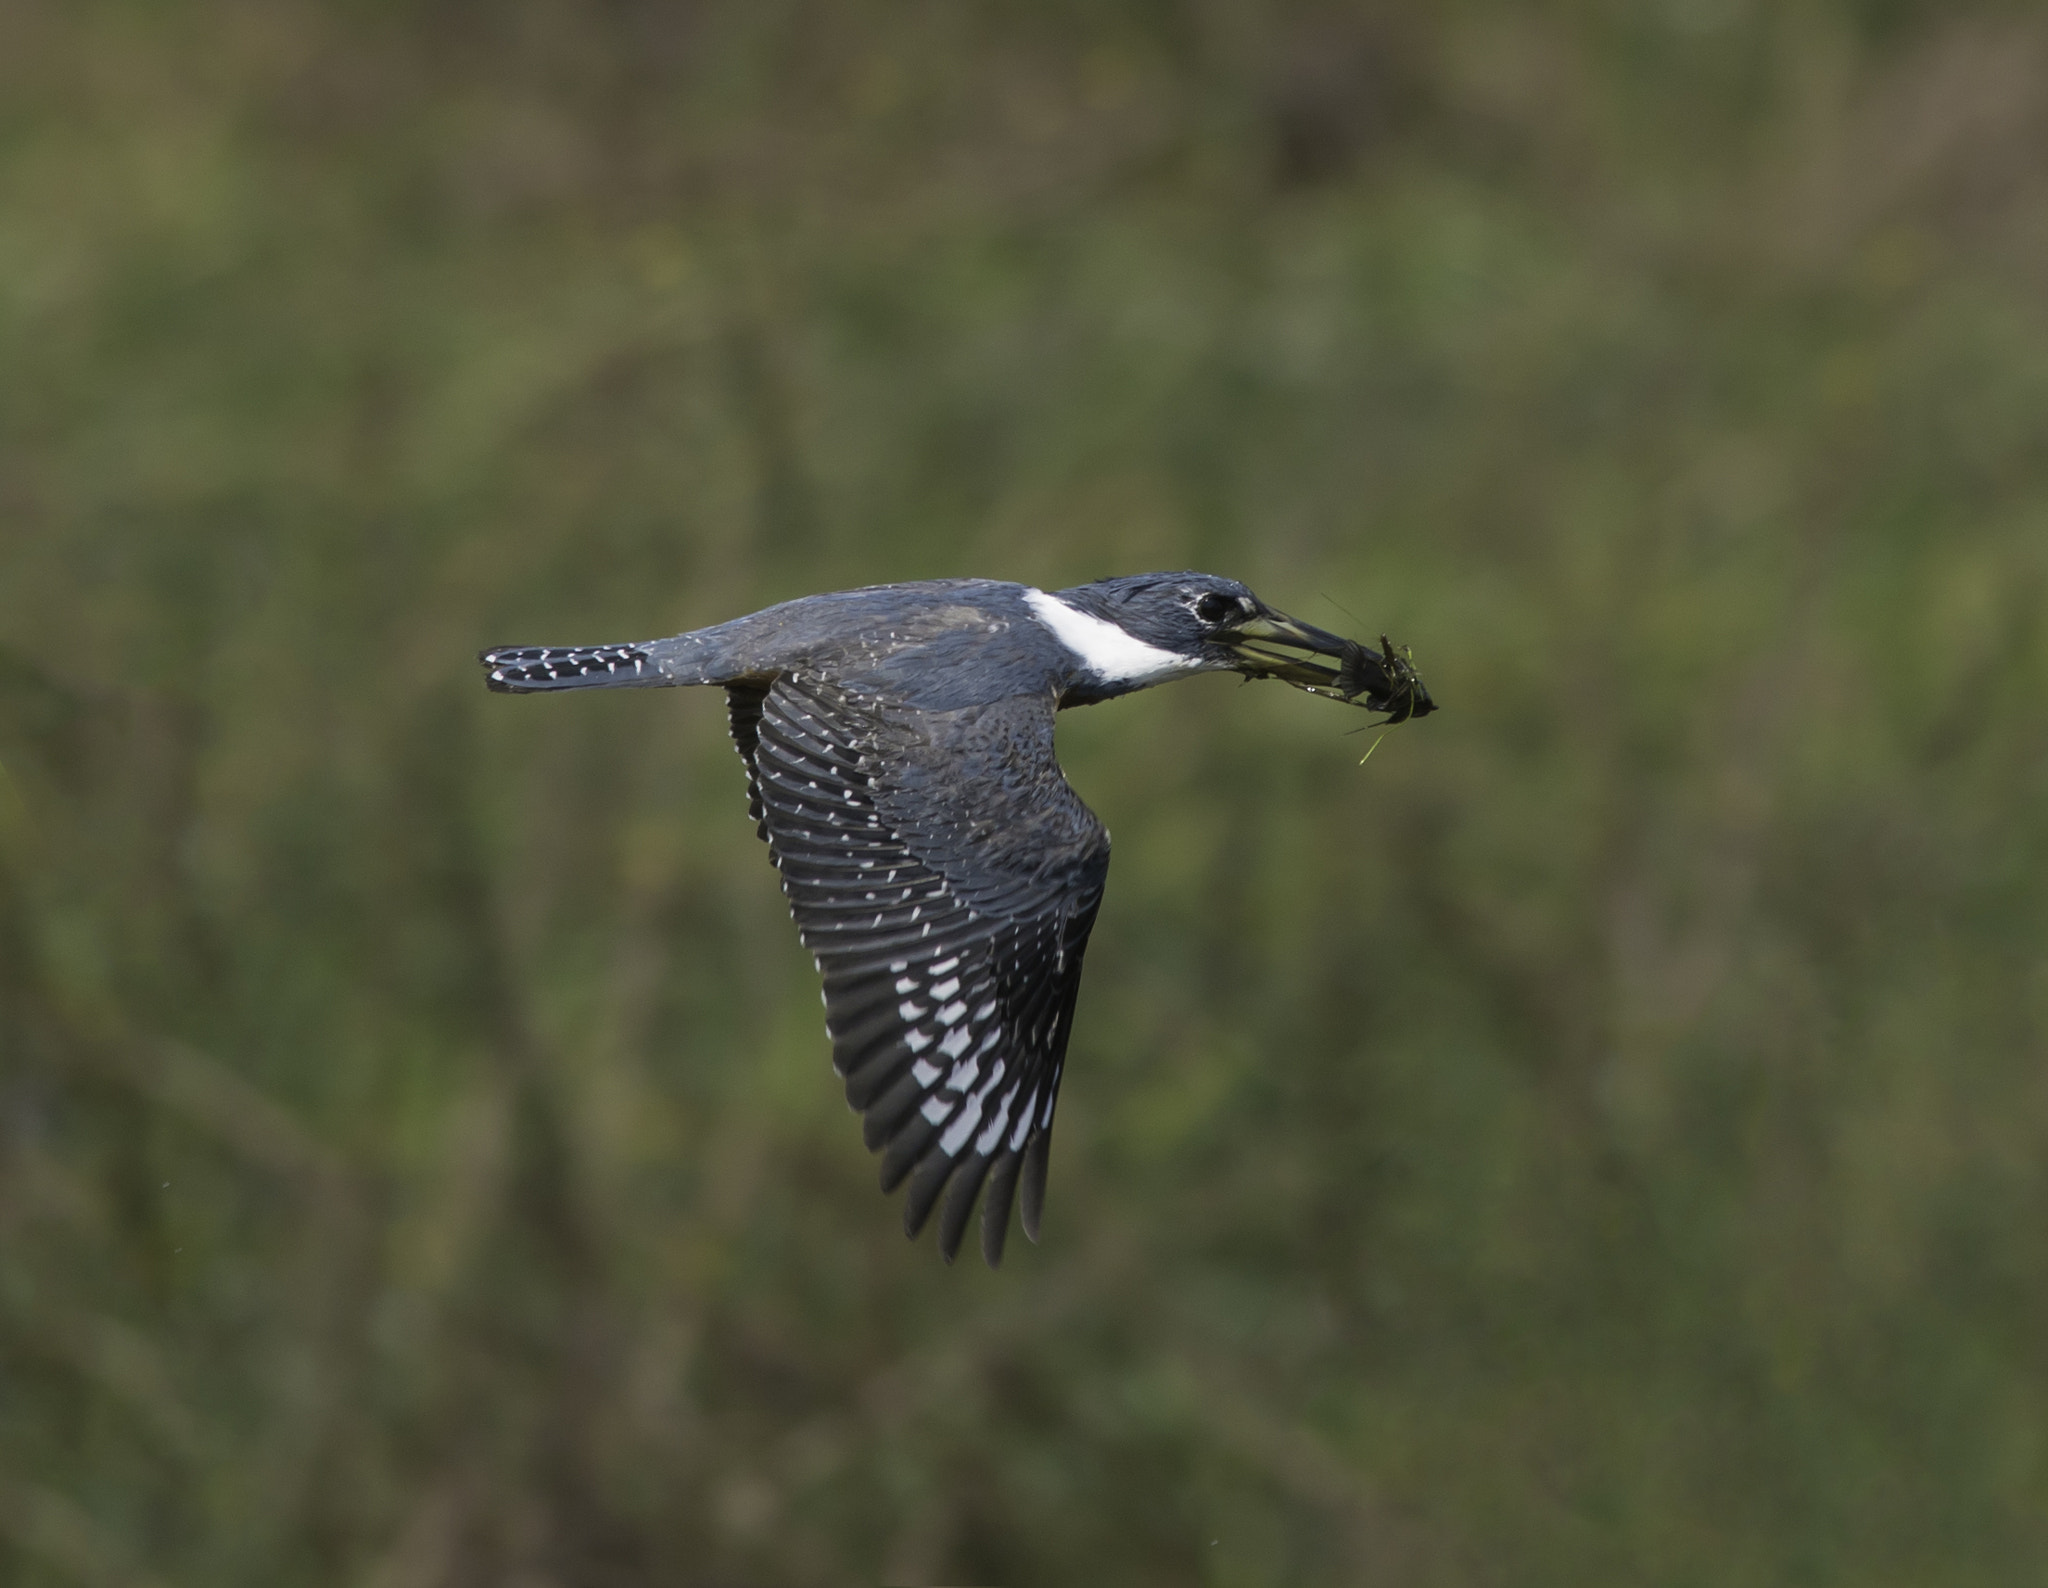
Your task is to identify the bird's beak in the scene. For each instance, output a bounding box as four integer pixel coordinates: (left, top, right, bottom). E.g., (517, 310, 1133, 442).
(1222, 608, 1437, 723)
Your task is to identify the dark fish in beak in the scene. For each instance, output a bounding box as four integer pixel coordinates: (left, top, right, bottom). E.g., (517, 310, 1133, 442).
(1224, 610, 1437, 724)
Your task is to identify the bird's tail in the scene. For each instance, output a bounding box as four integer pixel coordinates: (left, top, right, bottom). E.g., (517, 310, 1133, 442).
(479, 643, 668, 693)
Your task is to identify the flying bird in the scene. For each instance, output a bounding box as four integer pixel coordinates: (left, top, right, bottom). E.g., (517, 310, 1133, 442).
(481, 573, 1432, 1266)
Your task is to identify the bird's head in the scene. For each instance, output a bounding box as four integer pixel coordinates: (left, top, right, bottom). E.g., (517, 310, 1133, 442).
(1046, 572, 1436, 720)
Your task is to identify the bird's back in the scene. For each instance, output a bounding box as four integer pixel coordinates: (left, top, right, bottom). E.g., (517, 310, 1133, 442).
(667, 579, 1070, 708)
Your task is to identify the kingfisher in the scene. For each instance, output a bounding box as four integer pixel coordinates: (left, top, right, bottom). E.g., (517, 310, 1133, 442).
(481, 573, 1432, 1266)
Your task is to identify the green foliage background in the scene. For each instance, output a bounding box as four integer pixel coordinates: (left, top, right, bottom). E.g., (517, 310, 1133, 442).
(4, 2, 2047, 1583)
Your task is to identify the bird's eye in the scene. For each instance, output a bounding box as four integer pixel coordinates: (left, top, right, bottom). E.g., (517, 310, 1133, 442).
(1194, 593, 1234, 625)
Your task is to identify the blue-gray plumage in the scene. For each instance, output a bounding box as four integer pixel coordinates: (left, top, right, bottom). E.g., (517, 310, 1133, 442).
(481, 573, 1432, 1266)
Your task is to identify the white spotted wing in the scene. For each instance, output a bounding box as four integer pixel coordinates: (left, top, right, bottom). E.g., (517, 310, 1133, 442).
(729, 673, 1108, 1266)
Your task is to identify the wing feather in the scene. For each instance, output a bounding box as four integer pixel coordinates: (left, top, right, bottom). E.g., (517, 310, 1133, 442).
(728, 673, 1108, 1265)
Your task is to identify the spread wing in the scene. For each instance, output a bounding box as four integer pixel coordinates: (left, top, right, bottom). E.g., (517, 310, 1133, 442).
(730, 672, 1109, 1266)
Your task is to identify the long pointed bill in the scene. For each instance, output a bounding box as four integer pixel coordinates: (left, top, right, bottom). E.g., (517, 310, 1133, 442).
(1224, 610, 1437, 724)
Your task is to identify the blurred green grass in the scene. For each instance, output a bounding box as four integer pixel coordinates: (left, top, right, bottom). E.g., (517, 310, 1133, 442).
(4, 2, 2048, 1583)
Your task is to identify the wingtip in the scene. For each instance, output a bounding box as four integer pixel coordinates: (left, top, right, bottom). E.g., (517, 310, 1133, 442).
(902, 1151, 952, 1242)
(980, 1154, 1021, 1268)
(1019, 1128, 1051, 1243)
(935, 1153, 993, 1265)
